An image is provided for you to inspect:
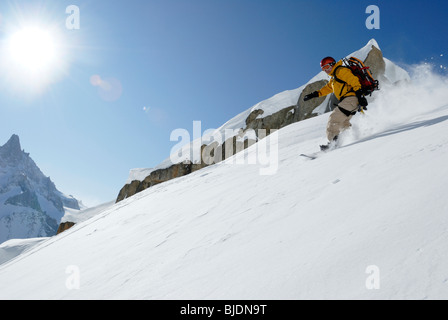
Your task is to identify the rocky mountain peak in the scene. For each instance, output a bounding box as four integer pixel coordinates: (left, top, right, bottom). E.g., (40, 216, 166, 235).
(0, 134, 24, 163)
(0, 134, 82, 244)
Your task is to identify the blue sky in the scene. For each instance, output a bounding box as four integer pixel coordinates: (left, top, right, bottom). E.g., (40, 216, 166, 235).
(0, 0, 447, 206)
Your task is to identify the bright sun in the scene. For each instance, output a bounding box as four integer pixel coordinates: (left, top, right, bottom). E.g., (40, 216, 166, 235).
(1, 23, 67, 94)
(8, 27, 58, 72)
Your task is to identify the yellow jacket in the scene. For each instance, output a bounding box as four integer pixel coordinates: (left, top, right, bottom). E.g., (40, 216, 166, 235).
(317, 60, 362, 101)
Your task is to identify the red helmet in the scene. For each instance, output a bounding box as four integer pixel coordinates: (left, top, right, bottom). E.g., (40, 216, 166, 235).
(320, 57, 336, 69)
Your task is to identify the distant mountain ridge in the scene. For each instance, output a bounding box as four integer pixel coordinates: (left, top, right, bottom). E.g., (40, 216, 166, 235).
(0, 134, 82, 244)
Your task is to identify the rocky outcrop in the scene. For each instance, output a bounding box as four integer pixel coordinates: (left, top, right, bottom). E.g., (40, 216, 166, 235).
(219, 131, 258, 163)
(117, 162, 193, 202)
(148, 162, 192, 186)
(116, 180, 141, 203)
(245, 106, 296, 132)
(116, 129, 261, 203)
(296, 80, 329, 121)
(364, 45, 386, 81)
(57, 222, 76, 235)
(116, 130, 261, 203)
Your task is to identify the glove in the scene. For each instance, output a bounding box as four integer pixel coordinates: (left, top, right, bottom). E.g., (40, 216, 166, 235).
(303, 91, 319, 101)
(355, 90, 368, 108)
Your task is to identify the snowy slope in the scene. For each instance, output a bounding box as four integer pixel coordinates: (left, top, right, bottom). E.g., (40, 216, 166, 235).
(0, 203, 109, 267)
(0, 237, 49, 265)
(0, 63, 447, 299)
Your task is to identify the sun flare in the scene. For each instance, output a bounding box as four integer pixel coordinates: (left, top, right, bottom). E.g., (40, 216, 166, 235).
(1, 22, 68, 94)
(8, 27, 58, 72)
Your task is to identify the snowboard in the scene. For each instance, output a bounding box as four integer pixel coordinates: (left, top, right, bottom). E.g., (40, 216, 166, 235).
(300, 152, 320, 160)
(300, 144, 338, 160)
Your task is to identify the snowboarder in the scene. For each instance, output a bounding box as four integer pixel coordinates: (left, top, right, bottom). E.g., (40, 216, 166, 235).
(303, 57, 368, 151)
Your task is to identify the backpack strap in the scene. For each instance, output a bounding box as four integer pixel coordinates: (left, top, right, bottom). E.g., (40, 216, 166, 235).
(332, 66, 354, 98)
(332, 65, 346, 84)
